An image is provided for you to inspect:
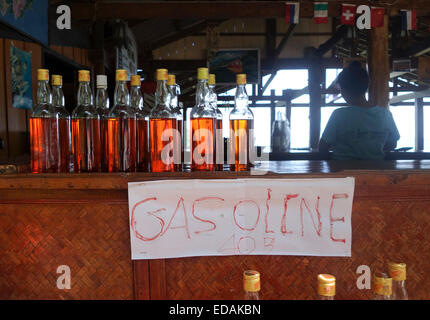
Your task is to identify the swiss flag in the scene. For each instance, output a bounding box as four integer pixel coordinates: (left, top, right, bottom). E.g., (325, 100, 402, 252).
(371, 7, 385, 28)
(340, 4, 357, 26)
(341, 4, 356, 25)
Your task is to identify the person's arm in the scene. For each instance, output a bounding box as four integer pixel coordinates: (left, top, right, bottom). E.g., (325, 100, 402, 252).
(384, 111, 400, 151)
(319, 110, 338, 153)
(318, 138, 331, 153)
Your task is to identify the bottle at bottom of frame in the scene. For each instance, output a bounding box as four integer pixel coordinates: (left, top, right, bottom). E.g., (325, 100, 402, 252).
(317, 274, 336, 300)
(243, 270, 260, 300)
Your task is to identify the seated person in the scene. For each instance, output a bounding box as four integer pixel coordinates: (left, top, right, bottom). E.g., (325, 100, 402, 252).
(319, 61, 400, 160)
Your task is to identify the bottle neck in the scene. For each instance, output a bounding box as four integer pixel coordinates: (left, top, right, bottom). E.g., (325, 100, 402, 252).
(244, 290, 260, 300)
(51, 85, 64, 107)
(155, 79, 170, 108)
(96, 87, 109, 110)
(114, 80, 129, 106)
(130, 86, 143, 111)
(235, 84, 249, 109)
(208, 84, 218, 106)
(37, 80, 51, 105)
(195, 79, 208, 106)
(77, 81, 93, 106)
(168, 85, 178, 108)
(393, 280, 406, 288)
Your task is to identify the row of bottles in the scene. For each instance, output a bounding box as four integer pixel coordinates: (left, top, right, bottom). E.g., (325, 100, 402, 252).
(243, 262, 408, 300)
(30, 67, 254, 173)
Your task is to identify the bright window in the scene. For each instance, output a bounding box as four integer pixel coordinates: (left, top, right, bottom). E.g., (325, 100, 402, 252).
(389, 105, 415, 150)
(424, 106, 430, 151)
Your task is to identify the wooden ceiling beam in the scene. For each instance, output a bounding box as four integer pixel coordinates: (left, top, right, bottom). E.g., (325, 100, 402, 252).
(69, 1, 430, 21)
(147, 58, 343, 73)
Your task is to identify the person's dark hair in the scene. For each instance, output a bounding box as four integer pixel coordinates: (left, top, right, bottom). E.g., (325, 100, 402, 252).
(337, 61, 369, 96)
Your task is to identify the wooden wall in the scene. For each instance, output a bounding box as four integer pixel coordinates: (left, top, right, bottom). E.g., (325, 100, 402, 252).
(0, 39, 92, 164)
(0, 169, 429, 299)
(0, 39, 42, 163)
(49, 45, 91, 68)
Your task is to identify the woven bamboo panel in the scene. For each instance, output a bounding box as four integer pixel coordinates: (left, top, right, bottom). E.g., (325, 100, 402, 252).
(0, 203, 132, 299)
(163, 200, 430, 299)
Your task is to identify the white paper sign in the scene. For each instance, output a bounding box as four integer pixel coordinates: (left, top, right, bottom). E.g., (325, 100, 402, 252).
(128, 178, 355, 260)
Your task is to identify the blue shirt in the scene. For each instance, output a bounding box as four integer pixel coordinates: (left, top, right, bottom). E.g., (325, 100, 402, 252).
(320, 106, 400, 160)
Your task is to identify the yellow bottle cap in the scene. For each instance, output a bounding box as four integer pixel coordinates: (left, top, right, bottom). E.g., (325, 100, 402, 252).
(388, 262, 406, 281)
(243, 270, 260, 292)
(236, 73, 246, 85)
(130, 75, 141, 86)
(197, 67, 209, 80)
(116, 69, 127, 81)
(37, 69, 49, 81)
(373, 272, 392, 296)
(317, 274, 336, 297)
(78, 70, 90, 82)
(51, 75, 62, 86)
(156, 68, 168, 81)
(208, 74, 216, 85)
(167, 74, 176, 86)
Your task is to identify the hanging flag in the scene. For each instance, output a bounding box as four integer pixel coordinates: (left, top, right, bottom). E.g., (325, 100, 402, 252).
(285, 2, 300, 24)
(401, 10, 417, 30)
(314, 2, 328, 24)
(370, 7, 385, 28)
(341, 4, 356, 25)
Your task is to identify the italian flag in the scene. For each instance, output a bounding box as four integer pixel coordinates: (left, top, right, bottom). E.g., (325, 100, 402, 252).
(314, 2, 328, 24)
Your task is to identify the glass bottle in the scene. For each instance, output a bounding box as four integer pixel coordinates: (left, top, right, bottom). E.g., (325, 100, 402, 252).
(317, 274, 336, 300)
(131, 75, 149, 172)
(30, 69, 57, 173)
(105, 69, 135, 172)
(71, 70, 101, 173)
(149, 68, 179, 172)
(243, 270, 260, 300)
(373, 272, 393, 300)
(208, 74, 224, 171)
(229, 74, 254, 171)
(190, 67, 216, 171)
(96, 75, 110, 172)
(388, 262, 408, 300)
(51, 75, 71, 173)
(168, 74, 183, 171)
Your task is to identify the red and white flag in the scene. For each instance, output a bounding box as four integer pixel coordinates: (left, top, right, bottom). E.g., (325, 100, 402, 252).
(371, 7, 385, 28)
(341, 4, 356, 25)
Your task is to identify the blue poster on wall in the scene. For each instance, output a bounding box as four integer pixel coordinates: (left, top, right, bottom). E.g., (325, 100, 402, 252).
(10, 45, 32, 110)
(0, 0, 48, 45)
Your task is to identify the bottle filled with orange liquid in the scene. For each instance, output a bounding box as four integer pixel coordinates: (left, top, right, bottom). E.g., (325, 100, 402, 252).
(149, 69, 180, 172)
(229, 74, 254, 171)
(30, 69, 58, 173)
(95, 75, 110, 172)
(243, 270, 260, 300)
(317, 274, 336, 300)
(190, 68, 216, 171)
(168, 74, 183, 171)
(71, 70, 101, 173)
(105, 69, 136, 172)
(130, 75, 149, 172)
(373, 272, 393, 300)
(51, 75, 71, 173)
(208, 74, 223, 171)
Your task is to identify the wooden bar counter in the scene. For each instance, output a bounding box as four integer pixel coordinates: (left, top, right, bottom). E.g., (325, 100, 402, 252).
(1, 160, 430, 300)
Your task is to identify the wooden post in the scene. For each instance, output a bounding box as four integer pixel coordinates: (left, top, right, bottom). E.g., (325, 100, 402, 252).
(270, 89, 276, 149)
(306, 48, 323, 151)
(368, 15, 389, 107)
(90, 21, 105, 75)
(415, 97, 424, 152)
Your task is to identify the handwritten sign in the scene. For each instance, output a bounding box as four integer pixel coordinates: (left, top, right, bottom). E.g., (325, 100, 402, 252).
(128, 178, 355, 260)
